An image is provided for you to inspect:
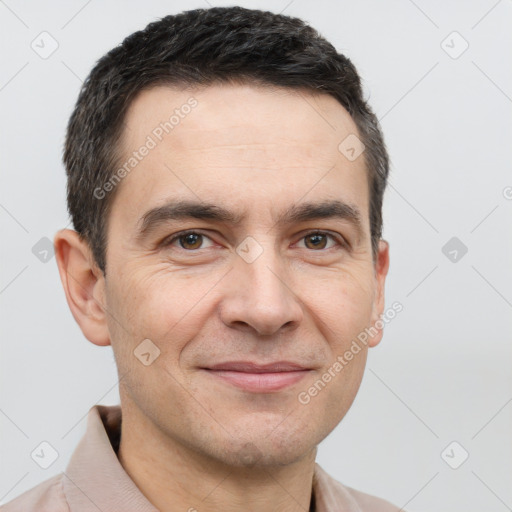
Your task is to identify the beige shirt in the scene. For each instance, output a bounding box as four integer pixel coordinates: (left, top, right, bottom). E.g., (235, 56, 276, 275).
(1, 405, 403, 511)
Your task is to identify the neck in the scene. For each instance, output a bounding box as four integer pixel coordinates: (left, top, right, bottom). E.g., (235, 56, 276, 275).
(116, 399, 317, 512)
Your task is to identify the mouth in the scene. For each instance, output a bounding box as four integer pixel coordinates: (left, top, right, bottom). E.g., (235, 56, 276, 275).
(200, 361, 313, 393)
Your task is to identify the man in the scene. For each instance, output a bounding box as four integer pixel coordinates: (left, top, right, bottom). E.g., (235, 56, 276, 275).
(2, 6, 401, 511)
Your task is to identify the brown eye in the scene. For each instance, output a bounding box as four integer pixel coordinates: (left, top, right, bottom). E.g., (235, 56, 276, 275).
(298, 231, 343, 251)
(304, 233, 329, 250)
(178, 232, 204, 250)
(162, 230, 215, 253)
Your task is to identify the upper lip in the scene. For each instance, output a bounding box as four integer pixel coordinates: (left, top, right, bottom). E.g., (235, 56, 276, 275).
(203, 361, 311, 373)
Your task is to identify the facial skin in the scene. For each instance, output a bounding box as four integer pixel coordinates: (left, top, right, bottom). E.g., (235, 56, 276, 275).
(54, 83, 389, 512)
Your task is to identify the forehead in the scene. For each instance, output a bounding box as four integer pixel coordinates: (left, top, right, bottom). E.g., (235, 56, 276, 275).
(121, 82, 359, 154)
(110, 83, 369, 232)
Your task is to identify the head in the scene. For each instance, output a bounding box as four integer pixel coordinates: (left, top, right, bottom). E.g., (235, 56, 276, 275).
(55, 6, 390, 468)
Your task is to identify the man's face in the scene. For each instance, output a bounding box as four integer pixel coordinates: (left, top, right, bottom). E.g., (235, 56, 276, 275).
(100, 83, 388, 467)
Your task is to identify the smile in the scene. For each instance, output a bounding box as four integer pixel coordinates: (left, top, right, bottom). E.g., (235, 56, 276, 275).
(200, 361, 313, 392)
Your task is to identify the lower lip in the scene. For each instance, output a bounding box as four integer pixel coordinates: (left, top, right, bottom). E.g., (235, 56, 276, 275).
(203, 369, 311, 392)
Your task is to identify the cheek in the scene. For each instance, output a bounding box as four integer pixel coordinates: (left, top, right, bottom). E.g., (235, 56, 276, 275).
(104, 268, 207, 417)
(326, 351, 367, 421)
(309, 272, 373, 416)
(109, 266, 222, 356)
(301, 267, 375, 340)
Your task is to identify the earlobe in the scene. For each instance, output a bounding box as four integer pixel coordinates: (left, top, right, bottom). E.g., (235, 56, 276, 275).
(53, 229, 111, 347)
(367, 239, 390, 348)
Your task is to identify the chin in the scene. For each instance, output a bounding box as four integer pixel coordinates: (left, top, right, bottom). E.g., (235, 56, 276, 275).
(204, 427, 318, 469)
(218, 445, 308, 469)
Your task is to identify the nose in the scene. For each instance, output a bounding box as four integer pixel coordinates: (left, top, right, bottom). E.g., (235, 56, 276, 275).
(219, 244, 303, 337)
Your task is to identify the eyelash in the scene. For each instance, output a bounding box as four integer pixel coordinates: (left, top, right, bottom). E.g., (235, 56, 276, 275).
(163, 229, 347, 252)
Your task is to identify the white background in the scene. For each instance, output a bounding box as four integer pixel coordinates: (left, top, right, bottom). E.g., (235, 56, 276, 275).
(1, 1, 511, 510)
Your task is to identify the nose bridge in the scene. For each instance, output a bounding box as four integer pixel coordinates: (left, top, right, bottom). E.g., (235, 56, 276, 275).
(238, 235, 292, 306)
(244, 246, 287, 299)
(220, 234, 302, 336)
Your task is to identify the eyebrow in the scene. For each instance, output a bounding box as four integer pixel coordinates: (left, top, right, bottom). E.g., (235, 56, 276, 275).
(135, 198, 364, 243)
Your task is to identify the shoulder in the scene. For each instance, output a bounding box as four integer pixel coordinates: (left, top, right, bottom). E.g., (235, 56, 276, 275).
(343, 484, 404, 512)
(0, 473, 69, 512)
(314, 463, 404, 512)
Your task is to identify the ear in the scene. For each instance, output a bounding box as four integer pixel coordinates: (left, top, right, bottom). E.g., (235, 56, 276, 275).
(53, 229, 111, 346)
(367, 239, 390, 348)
